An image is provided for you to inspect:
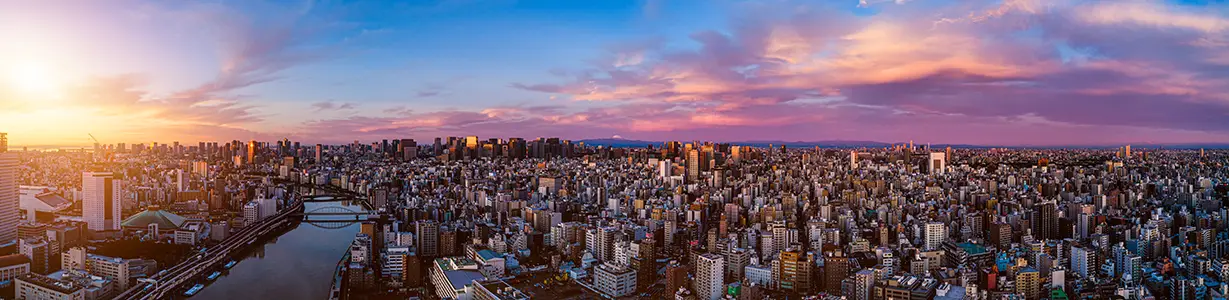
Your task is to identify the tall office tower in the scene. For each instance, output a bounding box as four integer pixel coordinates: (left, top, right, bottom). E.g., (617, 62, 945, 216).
(687, 149, 700, 183)
(1124, 144, 1131, 157)
(416, 221, 439, 257)
(924, 222, 947, 251)
(1032, 202, 1057, 241)
(465, 136, 479, 159)
(246, 140, 258, 164)
(400, 139, 416, 161)
(729, 146, 741, 164)
(315, 144, 323, 163)
(928, 152, 946, 175)
(850, 150, 858, 169)
(694, 253, 724, 300)
(0, 133, 17, 243)
(83, 172, 123, 231)
(945, 146, 953, 161)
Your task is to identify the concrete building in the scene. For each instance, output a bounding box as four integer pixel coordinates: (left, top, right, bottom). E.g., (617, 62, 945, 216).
(173, 221, 209, 245)
(0, 254, 31, 283)
(694, 253, 724, 300)
(16, 273, 85, 300)
(60, 247, 132, 290)
(417, 221, 439, 257)
(745, 264, 773, 288)
(928, 152, 946, 175)
(428, 257, 485, 300)
(1070, 246, 1092, 279)
(1016, 267, 1039, 300)
(594, 262, 637, 298)
(46, 270, 115, 300)
(924, 222, 947, 251)
(20, 238, 51, 274)
(82, 172, 123, 232)
(0, 135, 18, 243)
(854, 269, 876, 300)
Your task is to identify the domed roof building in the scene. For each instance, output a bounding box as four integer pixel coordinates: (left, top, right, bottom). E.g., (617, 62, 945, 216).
(121, 206, 187, 232)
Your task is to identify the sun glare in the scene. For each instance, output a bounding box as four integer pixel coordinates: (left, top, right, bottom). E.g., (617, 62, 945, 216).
(5, 62, 61, 98)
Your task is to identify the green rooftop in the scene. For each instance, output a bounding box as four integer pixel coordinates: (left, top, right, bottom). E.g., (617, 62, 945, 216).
(121, 209, 188, 230)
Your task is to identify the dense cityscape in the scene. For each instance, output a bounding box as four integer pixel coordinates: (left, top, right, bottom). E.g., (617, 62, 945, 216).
(0, 131, 1225, 300)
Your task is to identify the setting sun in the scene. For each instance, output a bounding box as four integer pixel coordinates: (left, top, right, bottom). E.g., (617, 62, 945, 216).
(5, 61, 61, 98)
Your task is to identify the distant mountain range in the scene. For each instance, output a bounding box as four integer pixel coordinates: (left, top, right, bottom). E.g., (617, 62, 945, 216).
(577, 138, 1229, 149)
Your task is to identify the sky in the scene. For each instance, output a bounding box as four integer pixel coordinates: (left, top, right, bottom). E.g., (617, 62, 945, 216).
(1, 0, 1228, 147)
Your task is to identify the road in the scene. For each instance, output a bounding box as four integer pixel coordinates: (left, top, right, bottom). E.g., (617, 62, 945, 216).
(113, 199, 306, 300)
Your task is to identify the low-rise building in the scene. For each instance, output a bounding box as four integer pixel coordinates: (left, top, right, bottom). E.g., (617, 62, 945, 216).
(173, 221, 209, 245)
(47, 270, 116, 300)
(429, 257, 486, 300)
(0, 254, 32, 283)
(16, 273, 84, 300)
(60, 248, 132, 290)
(594, 262, 637, 298)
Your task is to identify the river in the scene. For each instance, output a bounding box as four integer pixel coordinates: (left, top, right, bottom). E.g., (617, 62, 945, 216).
(192, 199, 364, 300)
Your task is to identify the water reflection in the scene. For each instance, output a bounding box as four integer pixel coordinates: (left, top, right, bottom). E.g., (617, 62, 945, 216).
(192, 200, 362, 300)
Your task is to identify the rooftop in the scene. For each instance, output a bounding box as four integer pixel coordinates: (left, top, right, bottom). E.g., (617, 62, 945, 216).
(121, 209, 187, 230)
(18, 273, 82, 294)
(0, 254, 31, 268)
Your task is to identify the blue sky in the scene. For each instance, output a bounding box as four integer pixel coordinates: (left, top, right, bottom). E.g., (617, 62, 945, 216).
(2, 0, 1229, 146)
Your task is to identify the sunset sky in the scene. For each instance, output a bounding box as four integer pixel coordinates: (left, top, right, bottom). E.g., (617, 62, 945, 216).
(2, 0, 1228, 146)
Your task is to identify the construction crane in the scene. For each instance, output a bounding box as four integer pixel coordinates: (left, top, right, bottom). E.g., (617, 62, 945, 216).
(88, 133, 112, 162)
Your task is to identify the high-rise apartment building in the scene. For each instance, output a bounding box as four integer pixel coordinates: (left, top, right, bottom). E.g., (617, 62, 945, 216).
(1071, 246, 1093, 279)
(0, 133, 17, 243)
(416, 221, 439, 257)
(1016, 267, 1039, 300)
(778, 246, 813, 293)
(695, 253, 724, 300)
(924, 222, 947, 251)
(83, 172, 123, 231)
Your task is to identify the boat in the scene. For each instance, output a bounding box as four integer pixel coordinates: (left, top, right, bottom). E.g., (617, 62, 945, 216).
(183, 284, 205, 297)
(206, 271, 221, 281)
(223, 260, 237, 269)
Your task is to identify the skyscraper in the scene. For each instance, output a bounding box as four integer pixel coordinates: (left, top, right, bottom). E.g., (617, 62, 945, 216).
(687, 149, 700, 183)
(695, 253, 724, 300)
(83, 172, 123, 231)
(0, 133, 16, 243)
(247, 140, 258, 164)
(1032, 202, 1057, 241)
(928, 152, 946, 175)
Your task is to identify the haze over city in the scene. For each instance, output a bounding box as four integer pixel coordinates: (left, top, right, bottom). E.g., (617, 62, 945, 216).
(4, 0, 1229, 147)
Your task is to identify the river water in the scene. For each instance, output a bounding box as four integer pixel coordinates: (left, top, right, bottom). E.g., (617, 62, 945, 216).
(193, 199, 364, 300)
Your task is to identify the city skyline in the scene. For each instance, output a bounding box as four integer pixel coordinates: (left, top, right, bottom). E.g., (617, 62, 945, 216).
(4, 0, 1229, 146)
